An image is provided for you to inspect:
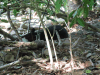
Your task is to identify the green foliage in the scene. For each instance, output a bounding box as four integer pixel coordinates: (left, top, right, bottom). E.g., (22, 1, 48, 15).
(70, 19, 75, 27)
(77, 18, 85, 27)
(35, 0, 41, 2)
(0, 19, 8, 23)
(68, 8, 85, 27)
(69, 17, 77, 27)
(66, 0, 97, 27)
(62, 0, 68, 11)
(73, 10, 78, 18)
(77, 8, 82, 16)
(0, 0, 97, 27)
(79, 8, 84, 17)
(55, 0, 62, 13)
(13, 9, 19, 16)
(83, 6, 89, 18)
(68, 10, 76, 19)
(3, 2, 7, 6)
(47, 9, 54, 16)
(88, 0, 95, 10)
(85, 69, 91, 73)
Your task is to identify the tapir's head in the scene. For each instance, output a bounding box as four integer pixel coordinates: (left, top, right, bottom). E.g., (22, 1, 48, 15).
(21, 28, 37, 42)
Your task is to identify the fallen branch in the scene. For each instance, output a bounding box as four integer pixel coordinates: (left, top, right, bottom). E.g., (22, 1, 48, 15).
(85, 23, 100, 32)
(0, 58, 21, 70)
(0, 28, 16, 41)
(0, 40, 45, 49)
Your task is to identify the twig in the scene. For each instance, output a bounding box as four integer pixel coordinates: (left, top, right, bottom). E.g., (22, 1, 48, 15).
(6, 6, 22, 41)
(0, 58, 21, 70)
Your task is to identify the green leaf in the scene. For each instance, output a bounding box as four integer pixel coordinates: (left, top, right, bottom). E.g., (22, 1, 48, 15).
(4, 2, 7, 6)
(47, 9, 53, 16)
(88, 0, 94, 10)
(83, 6, 88, 18)
(65, 19, 68, 23)
(62, 0, 67, 6)
(83, 0, 89, 4)
(73, 10, 78, 18)
(36, 0, 41, 2)
(70, 19, 75, 27)
(79, 8, 84, 17)
(13, 9, 19, 16)
(68, 10, 75, 20)
(62, 0, 67, 10)
(49, 11, 54, 16)
(77, 18, 85, 27)
(55, 0, 62, 13)
(85, 69, 91, 73)
(77, 8, 82, 16)
(89, 5, 92, 10)
(74, 17, 77, 24)
(88, 0, 94, 6)
(0, 19, 8, 23)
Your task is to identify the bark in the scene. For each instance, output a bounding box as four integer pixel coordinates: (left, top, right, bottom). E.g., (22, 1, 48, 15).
(0, 40, 45, 49)
(0, 28, 16, 41)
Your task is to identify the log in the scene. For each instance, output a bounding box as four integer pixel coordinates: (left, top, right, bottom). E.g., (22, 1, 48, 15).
(0, 40, 45, 49)
(0, 28, 16, 41)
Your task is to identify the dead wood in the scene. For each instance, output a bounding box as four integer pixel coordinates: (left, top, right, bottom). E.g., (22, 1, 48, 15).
(0, 40, 45, 49)
(85, 23, 100, 32)
(0, 28, 16, 41)
(0, 58, 21, 70)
